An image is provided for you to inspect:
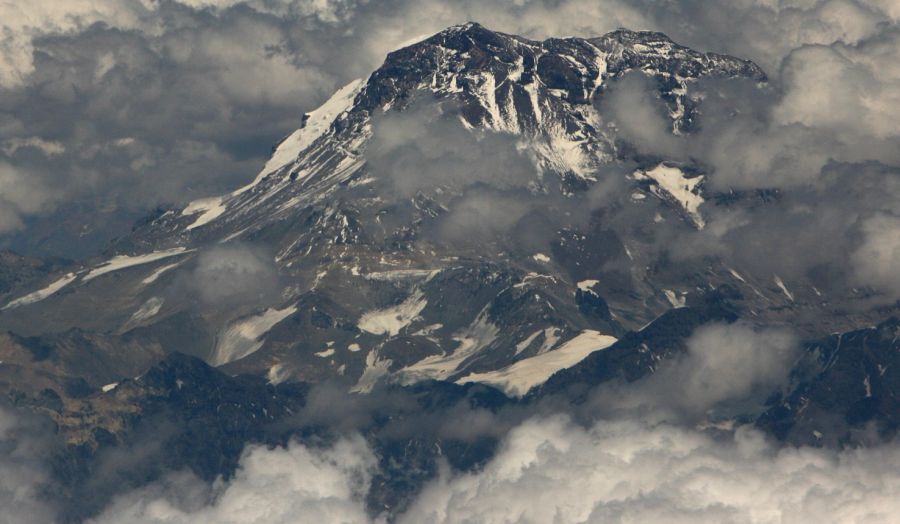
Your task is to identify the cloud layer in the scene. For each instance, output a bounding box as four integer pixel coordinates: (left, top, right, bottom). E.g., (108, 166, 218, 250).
(0, 406, 57, 524)
(86, 414, 900, 524)
(402, 415, 900, 524)
(90, 435, 375, 524)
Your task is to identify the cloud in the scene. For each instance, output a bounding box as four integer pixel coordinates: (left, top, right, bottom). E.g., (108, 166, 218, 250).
(663, 322, 799, 413)
(89, 435, 375, 524)
(582, 321, 799, 421)
(367, 101, 537, 198)
(86, 412, 900, 524)
(366, 100, 592, 251)
(852, 212, 900, 296)
(0, 406, 57, 524)
(0, 161, 61, 232)
(185, 245, 280, 307)
(401, 415, 900, 524)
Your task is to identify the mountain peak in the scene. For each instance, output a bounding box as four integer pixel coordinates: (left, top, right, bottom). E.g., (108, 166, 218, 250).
(1, 24, 776, 401)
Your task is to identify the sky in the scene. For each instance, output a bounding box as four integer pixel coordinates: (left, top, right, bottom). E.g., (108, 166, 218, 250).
(2, 1, 900, 522)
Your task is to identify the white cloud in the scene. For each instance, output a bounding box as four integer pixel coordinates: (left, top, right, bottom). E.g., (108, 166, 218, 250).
(0, 0, 151, 88)
(587, 321, 799, 419)
(0, 161, 61, 232)
(1, 137, 65, 156)
(777, 36, 900, 141)
(90, 414, 900, 524)
(90, 435, 375, 524)
(670, 321, 799, 412)
(401, 415, 900, 524)
(187, 245, 280, 306)
(0, 407, 56, 524)
(852, 213, 900, 296)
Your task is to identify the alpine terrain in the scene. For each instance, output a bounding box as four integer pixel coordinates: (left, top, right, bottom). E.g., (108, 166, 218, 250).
(0, 22, 898, 522)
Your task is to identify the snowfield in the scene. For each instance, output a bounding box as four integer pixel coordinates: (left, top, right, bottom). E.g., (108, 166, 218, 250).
(458, 330, 618, 396)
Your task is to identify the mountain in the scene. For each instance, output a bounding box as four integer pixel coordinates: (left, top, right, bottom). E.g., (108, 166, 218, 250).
(0, 22, 895, 452)
(3, 22, 900, 523)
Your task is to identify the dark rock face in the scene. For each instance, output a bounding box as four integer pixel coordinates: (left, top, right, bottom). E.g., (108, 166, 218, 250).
(48, 353, 513, 522)
(757, 318, 900, 447)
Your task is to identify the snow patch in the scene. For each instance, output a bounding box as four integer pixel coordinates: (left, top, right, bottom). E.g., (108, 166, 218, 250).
(532, 253, 550, 263)
(514, 330, 543, 356)
(514, 327, 562, 356)
(351, 350, 392, 393)
(315, 348, 336, 358)
(267, 363, 291, 385)
(729, 268, 747, 283)
(129, 297, 163, 323)
(141, 261, 183, 285)
(211, 305, 297, 366)
(398, 310, 499, 383)
(357, 291, 427, 337)
(182, 196, 226, 231)
(101, 382, 119, 393)
(2, 272, 77, 310)
(457, 330, 618, 397)
(634, 164, 705, 228)
(664, 289, 686, 308)
(577, 279, 600, 293)
(774, 275, 795, 302)
(84, 248, 191, 282)
(537, 327, 562, 355)
(364, 269, 440, 282)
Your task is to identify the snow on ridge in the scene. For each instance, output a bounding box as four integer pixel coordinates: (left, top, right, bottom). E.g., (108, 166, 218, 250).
(2, 272, 77, 310)
(457, 329, 617, 397)
(83, 248, 192, 282)
(245, 78, 365, 191)
(634, 164, 705, 229)
(211, 305, 297, 366)
(171, 78, 365, 232)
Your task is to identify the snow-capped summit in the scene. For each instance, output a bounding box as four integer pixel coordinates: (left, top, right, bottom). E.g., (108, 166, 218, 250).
(140, 22, 763, 247)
